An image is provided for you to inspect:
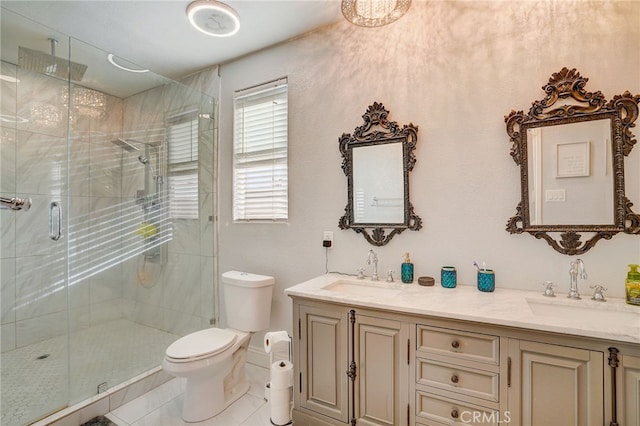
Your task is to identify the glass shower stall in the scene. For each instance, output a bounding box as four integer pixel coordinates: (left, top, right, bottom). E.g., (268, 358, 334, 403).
(1, 8, 218, 425)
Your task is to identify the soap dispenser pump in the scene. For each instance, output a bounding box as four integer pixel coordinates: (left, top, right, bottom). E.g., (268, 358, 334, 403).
(401, 252, 414, 284)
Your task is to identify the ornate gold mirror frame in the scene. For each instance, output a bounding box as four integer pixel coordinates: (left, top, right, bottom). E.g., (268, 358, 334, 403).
(505, 67, 640, 255)
(339, 102, 422, 246)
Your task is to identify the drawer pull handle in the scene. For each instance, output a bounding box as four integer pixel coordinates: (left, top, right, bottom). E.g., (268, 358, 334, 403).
(451, 408, 459, 419)
(451, 374, 459, 384)
(451, 340, 460, 349)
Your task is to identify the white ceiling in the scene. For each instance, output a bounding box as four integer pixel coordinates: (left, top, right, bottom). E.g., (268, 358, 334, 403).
(1, 0, 344, 97)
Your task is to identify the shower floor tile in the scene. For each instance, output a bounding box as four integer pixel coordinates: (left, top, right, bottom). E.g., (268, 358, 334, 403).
(1, 319, 179, 426)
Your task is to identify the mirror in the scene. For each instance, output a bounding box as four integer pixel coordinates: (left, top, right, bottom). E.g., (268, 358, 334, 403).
(338, 102, 422, 246)
(505, 67, 640, 255)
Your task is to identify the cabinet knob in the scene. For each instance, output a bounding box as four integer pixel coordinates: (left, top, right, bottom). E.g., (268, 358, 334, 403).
(451, 408, 459, 419)
(451, 374, 459, 384)
(451, 340, 460, 349)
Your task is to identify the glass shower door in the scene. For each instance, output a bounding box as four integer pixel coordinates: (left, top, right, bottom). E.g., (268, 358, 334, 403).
(1, 18, 72, 425)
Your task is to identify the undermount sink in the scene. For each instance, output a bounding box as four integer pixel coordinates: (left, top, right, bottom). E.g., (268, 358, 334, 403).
(526, 297, 640, 331)
(322, 279, 403, 297)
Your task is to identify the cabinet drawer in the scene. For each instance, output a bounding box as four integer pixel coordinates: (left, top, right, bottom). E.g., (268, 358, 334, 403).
(416, 390, 502, 426)
(416, 358, 499, 402)
(416, 325, 499, 365)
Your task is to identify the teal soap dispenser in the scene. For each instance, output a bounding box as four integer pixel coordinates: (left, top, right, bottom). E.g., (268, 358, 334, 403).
(401, 252, 414, 284)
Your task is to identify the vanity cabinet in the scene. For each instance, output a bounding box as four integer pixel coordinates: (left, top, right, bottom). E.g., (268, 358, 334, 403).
(507, 339, 604, 425)
(297, 303, 349, 423)
(414, 325, 505, 426)
(289, 290, 638, 426)
(618, 353, 640, 425)
(294, 301, 410, 426)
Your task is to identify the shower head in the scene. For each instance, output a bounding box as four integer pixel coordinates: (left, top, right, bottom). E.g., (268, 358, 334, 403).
(111, 138, 140, 152)
(138, 155, 158, 180)
(18, 39, 87, 81)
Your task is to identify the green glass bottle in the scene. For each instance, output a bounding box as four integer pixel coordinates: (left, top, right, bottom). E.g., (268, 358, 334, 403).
(626, 264, 640, 306)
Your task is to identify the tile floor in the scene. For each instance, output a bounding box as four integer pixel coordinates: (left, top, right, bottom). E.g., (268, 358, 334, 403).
(105, 364, 276, 426)
(1, 320, 179, 426)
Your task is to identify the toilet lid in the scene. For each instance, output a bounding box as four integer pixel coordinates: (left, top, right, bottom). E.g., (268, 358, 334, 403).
(166, 328, 237, 360)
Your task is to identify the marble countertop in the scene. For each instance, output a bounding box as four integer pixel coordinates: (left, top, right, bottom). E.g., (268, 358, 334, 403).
(285, 273, 640, 345)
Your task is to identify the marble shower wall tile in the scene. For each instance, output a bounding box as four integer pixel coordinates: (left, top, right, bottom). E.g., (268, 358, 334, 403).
(68, 138, 91, 197)
(89, 142, 123, 198)
(163, 81, 201, 116)
(169, 219, 201, 255)
(1, 322, 16, 352)
(68, 306, 90, 333)
(15, 130, 67, 196)
(163, 308, 202, 336)
(90, 298, 123, 326)
(1, 257, 16, 324)
(15, 251, 67, 321)
(161, 252, 202, 316)
(14, 194, 65, 257)
(16, 71, 70, 139)
(90, 263, 123, 304)
(1, 61, 18, 117)
(0, 208, 16, 258)
(16, 310, 68, 347)
(128, 301, 163, 330)
(123, 89, 165, 139)
(1, 125, 17, 194)
(68, 274, 90, 311)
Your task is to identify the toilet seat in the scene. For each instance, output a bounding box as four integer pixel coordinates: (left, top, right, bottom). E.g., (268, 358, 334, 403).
(166, 328, 237, 362)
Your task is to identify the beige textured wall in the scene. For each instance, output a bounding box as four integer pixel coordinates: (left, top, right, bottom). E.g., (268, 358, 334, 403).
(217, 1, 640, 348)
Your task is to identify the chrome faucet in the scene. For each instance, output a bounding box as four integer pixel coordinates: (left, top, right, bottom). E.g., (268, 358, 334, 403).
(367, 249, 379, 281)
(568, 258, 587, 299)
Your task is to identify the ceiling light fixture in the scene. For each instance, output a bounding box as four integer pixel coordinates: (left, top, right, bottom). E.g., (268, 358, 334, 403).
(341, 0, 412, 27)
(0, 74, 20, 83)
(187, 0, 240, 37)
(107, 54, 149, 73)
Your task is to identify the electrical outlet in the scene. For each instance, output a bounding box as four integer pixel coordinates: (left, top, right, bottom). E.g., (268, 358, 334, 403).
(323, 231, 333, 248)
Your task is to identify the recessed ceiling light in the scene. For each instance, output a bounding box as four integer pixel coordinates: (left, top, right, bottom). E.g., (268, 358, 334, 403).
(187, 0, 240, 37)
(107, 54, 150, 73)
(0, 74, 20, 83)
(0, 114, 28, 123)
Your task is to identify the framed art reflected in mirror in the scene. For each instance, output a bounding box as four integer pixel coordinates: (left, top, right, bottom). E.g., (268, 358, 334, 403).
(505, 67, 640, 255)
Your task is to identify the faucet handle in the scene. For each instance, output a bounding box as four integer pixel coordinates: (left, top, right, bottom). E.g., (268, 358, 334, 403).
(541, 281, 556, 297)
(590, 285, 607, 302)
(357, 267, 365, 280)
(386, 270, 395, 283)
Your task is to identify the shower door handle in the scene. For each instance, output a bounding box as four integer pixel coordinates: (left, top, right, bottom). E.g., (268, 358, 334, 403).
(49, 201, 63, 241)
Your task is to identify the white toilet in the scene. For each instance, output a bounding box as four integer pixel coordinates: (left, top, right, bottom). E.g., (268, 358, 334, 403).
(162, 270, 274, 422)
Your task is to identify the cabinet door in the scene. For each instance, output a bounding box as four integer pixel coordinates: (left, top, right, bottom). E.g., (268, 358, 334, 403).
(620, 354, 640, 426)
(354, 314, 410, 426)
(508, 340, 603, 426)
(298, 304, 349, 423)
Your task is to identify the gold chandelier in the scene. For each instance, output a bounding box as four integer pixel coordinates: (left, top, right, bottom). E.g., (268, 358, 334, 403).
(341, 0, 412, 27)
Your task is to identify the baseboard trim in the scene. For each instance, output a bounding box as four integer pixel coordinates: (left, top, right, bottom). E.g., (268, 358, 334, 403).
(247, 344, 271, 369)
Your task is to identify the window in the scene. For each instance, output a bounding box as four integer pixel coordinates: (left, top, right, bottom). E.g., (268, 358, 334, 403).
(167, 112, 198, 220)
(233, 78, 288, 221)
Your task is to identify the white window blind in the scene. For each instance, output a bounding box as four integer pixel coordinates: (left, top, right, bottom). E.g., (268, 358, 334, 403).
(233, 78, 288, 221)
(167, 116, 198, 220)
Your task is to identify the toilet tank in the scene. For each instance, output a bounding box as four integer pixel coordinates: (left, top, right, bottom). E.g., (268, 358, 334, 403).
(222, 271, 274, 332)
